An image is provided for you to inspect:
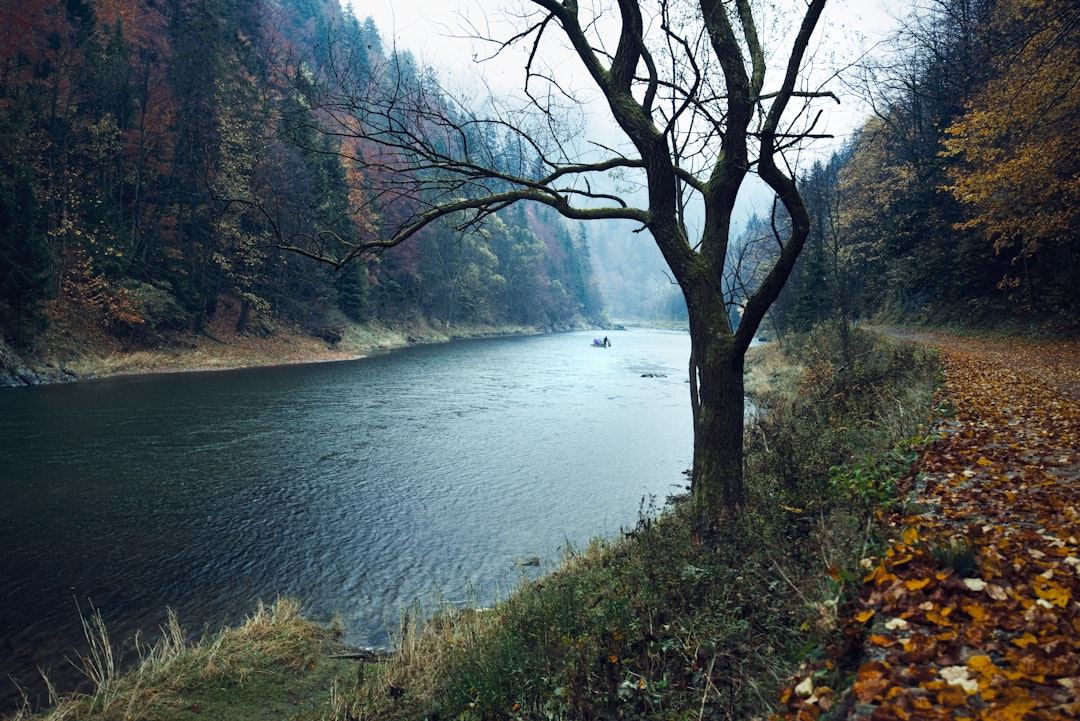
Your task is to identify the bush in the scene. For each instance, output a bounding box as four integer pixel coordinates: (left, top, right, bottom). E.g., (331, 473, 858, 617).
(746, 326, 939, 513)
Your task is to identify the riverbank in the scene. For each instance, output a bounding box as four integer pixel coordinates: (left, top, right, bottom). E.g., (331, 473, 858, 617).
(0, 298, 562, 387)
(6, 327, 943, 721)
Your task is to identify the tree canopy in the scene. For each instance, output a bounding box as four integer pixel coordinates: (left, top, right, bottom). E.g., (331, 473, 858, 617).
(773, 0, 1079, 335)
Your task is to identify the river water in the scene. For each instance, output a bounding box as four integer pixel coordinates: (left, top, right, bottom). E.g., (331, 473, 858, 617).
(0, 328, 693, 712)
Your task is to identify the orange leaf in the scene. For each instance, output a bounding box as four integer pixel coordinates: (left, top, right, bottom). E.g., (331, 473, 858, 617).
(905, 577, 931, 591)
(854, 609, 876, 623)
(1011, 632, 1039, 648)
(961, 602, 988, 623)
(868, 634, 897, 647)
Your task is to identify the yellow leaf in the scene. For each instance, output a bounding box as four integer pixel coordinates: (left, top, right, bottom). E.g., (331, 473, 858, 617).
(993, 688, 1037, 721)
(1012, 632, 1039, 648)
(976, 457, 994, 466)
(961, 602, 988, 623)
(863, 565, 898, 585)
(1033, 580, 1071, 607)
(968, 654, 999, 679)
(854, 609, 876, 623)
(905, 577, 931, 591)
(902, 527, 920, 545)
(925, 606, 955, 626)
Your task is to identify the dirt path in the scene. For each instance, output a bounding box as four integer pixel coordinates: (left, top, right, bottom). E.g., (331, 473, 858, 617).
(784, 332, 1080, 720)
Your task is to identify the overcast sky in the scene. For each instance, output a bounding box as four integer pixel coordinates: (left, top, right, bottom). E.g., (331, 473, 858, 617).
(345, 0, 910, 227)
(348, 0, 908, 145)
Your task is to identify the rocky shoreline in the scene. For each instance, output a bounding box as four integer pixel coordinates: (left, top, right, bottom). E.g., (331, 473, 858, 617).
(0, 342, 80, 386)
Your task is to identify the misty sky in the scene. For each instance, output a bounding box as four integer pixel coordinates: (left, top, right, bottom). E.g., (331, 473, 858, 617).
(351, 0, 908, 149)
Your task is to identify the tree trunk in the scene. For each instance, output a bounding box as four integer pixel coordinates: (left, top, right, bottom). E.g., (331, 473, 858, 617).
(687, 294, 746, 528)
(236, 298, 251, 334)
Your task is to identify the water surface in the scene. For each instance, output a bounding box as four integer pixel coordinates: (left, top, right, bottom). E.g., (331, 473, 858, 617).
(0, 329, 693, 711)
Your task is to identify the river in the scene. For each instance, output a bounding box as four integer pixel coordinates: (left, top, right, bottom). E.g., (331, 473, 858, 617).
(0, 328, 693, 712)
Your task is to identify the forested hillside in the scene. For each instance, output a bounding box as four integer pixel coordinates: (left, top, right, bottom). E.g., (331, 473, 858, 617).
(4, 0, 1077, 365)
(763, 0, 1079, 336)
(0, 0, 604, 354)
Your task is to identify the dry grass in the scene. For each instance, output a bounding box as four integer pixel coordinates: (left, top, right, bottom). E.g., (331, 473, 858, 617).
(744, 341, 805, 400)
(22, 298, 546, 383)
(7, 598, 341, 721)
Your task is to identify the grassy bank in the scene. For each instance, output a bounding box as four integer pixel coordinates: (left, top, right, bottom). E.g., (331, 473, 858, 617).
(5, 599, 358, 721)
(333, 330, 940, 720)
(7, 328, 942, 721)
(3, 295, 557, 384)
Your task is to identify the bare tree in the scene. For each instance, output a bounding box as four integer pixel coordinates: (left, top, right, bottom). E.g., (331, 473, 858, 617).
(292, 0, 834, 527)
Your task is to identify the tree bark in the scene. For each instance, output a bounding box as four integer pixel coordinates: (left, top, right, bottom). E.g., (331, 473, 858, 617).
(687, 299, 747, 526)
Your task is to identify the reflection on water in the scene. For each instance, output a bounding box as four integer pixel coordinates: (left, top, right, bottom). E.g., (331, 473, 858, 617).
(0, 329, 693, 712)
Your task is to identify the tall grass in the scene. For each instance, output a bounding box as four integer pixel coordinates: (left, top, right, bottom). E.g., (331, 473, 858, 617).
(7, 598, 328, 721)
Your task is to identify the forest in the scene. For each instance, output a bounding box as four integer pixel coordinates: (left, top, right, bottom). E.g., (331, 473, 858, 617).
(1, 0, 1078, 355)
(0, 0, 606, 352)
(767, 0, 1080, 337)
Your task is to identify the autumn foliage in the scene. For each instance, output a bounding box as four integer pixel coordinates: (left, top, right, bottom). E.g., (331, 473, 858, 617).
(772, 0, 1080, 334)
(0, 0, 603, 347)
(942, 0, 1080, 316)
(778, 333, 1080, 719)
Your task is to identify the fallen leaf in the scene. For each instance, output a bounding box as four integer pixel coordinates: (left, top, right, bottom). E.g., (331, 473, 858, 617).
(939, 666, 978, 694)
(963, 578, 987, 591)
(904, 577, 932, 591)
(1011, 632, 1038, 648)
(1033, 579, 1071, 607)
(961, 602, 988, 623)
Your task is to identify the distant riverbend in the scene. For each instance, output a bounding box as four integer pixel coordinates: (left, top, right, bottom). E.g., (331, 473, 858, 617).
(0, 328, 694, 713)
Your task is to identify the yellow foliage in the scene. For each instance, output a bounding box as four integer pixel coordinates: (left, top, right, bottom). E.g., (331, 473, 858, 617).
(942, 0, 1080, 300)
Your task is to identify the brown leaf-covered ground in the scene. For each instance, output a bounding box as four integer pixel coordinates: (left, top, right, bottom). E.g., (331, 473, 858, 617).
(778, 332, 1080, 721)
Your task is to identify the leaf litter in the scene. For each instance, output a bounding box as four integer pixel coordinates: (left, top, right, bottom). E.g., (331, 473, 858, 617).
(776, 334, 1080, 720)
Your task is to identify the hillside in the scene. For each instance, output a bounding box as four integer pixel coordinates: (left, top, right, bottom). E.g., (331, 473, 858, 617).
(0, 0, 605, 359)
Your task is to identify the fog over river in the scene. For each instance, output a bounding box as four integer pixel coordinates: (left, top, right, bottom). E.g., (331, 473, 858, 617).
(0, 328, 694, 711)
